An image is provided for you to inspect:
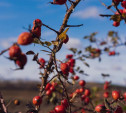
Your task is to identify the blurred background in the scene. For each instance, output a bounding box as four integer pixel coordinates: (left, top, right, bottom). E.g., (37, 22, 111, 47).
(0, 0, 126, 86)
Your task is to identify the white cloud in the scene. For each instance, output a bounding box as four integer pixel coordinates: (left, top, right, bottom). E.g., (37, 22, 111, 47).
(64, 37, 82, 49)
(72, 6, 101, 19)
(41, 31, 55, 37)
(0, 37, 17, 49)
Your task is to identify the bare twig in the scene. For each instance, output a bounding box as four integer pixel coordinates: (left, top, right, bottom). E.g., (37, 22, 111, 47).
(0, 92, 8, 113)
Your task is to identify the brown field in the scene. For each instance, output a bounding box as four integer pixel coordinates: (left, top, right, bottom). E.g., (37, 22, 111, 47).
(0, 80, 126, 113)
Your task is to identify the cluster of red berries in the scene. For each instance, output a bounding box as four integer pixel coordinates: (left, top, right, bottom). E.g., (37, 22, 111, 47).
(103, 81, 110, 98)
(113, 0, 126, 27)
(109, 51, 116, 56)
(9, 44, 27, 69)
(32, 82, 57, 106)
(95, 104, 123, 113)
(60, 54, 75, 76)
(45, 82, 57, 96)
(8, 19, 42, 69)
(17, 19, 42, 45)
(69, 80, 91, 105)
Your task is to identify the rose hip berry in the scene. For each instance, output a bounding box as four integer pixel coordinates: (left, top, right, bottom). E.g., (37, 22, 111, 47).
(95, 105, 106, 112)
(16, 53, 27, 69)
(33, 96, 42, 105)
(17, 32, 33, 45)
(33, 19, 42, 27)
(73, 75, 79, 80)
(84, 89, 90, 96)
(61, 99, 68, 108)
(63, 35, 69, 44)
(53, 0, 67, 5)
(9, 44, 21, 58)
(79, 80, 86, 87)
(112, 91, 120, 100)
(55, 105, 66, 113)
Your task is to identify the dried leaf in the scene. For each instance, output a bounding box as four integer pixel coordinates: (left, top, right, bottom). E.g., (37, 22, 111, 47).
(110, 14, 121, 22)
(59, 28, 69, 40)
(69, 48, 77, 53)
(33, 38, 44, 45)
(51, 41, 59, 45)
(44, 41, 52, 46)
(108, 31, 114, 37)
(33, 53, 38, 61)
(26, 51, 35, 55)
(84, 62, 90, 67)
(41, 50, 51, 53)
(79, 70, 84, 74)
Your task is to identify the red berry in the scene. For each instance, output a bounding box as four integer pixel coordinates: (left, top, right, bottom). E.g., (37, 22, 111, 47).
(84, 97, 90, 104)
(45, 83, 52, 91)
(95, 105, 106, 112)
(33, 19, 42, 27)
(81, 95, 86, 100)
(123, 8, 126, 14)
(75, 89, 80, 94)
(50, 85, 55, 91)
(46, 90, 52, 96)
(114, 106, 123, 113)
(63, 35, 69, 44)
(61, 99, 68, 108)
(73, 75, 79, 80)
(123, 92, 126, 100)
(79, 88, 84, 93)
(17, 32, 33, 45)
(66, 54, 73, 59)
(121, 1, 126, 8)
(81, 109, 86, 113)
(115, 9, 123, 14)
(68, 59, 75, 66)
(104, 84, 108, 90)
(95, 48, 101, 53)
(32, 26, 41, 38)
(103, 92, 109, 98)
(60, 63, 69, 72)
(39, 58, 45, 68)
(112, 91, 120, 100)
(33, 96, 42, 105)
(55, 105, 66, 113)
(109, 51, 116, 56)
(53, 0, 67, 5)
(84, 89, 90, 96)
(9, 45, 21, 58)
(79, 80, 86, 87)
(69, 67, 74, 73)
(113, 21, 120, 27)
(16, 53, 27, 69)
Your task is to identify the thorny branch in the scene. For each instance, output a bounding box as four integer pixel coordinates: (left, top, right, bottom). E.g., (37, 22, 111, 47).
(38, 0, 82, 112)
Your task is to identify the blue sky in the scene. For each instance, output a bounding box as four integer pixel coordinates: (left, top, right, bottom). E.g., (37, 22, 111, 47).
(0, 0, 126, 85)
